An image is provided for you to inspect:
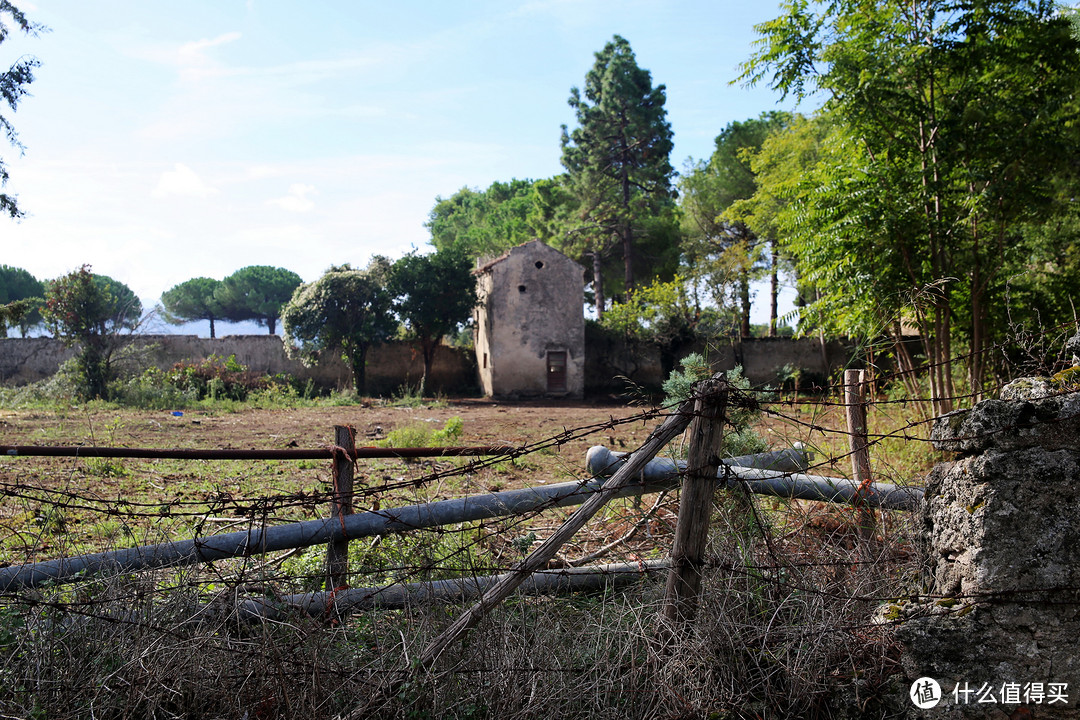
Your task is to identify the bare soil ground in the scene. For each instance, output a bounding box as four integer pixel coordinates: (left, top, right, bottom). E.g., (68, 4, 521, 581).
(0, 399, 671, 565)
(0, 397, 645, 454)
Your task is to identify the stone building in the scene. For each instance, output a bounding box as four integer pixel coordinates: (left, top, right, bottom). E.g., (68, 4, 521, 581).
(473, 240, 585, 399)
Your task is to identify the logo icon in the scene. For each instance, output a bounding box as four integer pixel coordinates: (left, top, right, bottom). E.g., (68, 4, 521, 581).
(910, 677, 943, 709)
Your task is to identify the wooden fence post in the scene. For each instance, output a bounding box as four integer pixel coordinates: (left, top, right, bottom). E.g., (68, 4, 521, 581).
(326, 425, 356, 591)
(663, 378, 727, 626)
(844, 370, 875, 548)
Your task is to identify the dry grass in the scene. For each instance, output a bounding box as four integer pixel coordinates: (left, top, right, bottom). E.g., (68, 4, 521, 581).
(0, 513, 914, 719)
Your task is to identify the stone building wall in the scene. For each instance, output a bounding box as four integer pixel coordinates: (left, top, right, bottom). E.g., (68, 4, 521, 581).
(474, 240, 586, 399)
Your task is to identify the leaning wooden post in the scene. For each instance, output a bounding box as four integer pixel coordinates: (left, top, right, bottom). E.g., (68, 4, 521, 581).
(416, 390, 703, 669)
(662, 378, 727, 626)
(844, 370, 875, 548)
(326, 425, 356, 591)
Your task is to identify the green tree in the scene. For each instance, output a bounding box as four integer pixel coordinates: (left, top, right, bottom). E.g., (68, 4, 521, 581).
(426, 175, 600, 306)
(0, 297, 37, 336)
(680, 112, 792, 338)
(389, 247, 478, 394)
(601, 276, 699, 377)
(741, 0, 1080, 410)
(215, 265, 302, 335)
(528, 175, 581, 249)
(0, 3, 43, 219)
(281, 260, 395, 396)
(426, 179, 542, 260)
(727, 113, 842, 379)
(560, 35, 676, 318)
(160, 277, 224, 338)
(0, 264, 43, 336)
(42, 266, 143, 399)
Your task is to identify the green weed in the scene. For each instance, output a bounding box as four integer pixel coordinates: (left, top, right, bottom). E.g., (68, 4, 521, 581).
(384, 424, 433, 449)
(84, 457, 127, 477)
(389, 381, 449, 409)
(383, 416, 464, 449)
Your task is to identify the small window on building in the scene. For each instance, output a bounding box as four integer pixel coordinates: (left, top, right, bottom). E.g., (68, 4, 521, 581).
(535, 261, 544, 269)
(518, 285, 527, 293)
(483, 353, 488, 369)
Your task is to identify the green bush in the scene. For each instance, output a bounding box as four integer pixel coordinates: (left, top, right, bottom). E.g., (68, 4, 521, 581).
(109, 367, 198, 409)
(662, 353, 768, 457)
(383, 416, 465, 449)
(107, 354, 311, 409)
(164, 354, 269, 401)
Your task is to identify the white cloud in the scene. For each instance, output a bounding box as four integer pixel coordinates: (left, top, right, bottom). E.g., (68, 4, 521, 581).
(178, 32, 242, 65)
(152, 163, 218, 198)
(268, 183, 317, 213)
(128, 31, 242, 71)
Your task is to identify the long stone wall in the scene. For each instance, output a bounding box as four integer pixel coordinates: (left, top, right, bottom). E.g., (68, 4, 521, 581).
(1, 332, 877, 396)
(0, 335, 478, 397)
(583, 324, 867, 393)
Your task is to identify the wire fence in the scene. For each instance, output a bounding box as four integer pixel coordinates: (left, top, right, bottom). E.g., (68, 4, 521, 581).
(0, 340, 1075, 719)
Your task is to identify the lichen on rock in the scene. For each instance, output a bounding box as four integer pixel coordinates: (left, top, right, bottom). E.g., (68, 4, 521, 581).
(930, 392, 1079, 456)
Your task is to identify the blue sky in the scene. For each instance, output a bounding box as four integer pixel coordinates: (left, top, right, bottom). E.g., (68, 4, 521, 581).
(2, 1, 804, 332)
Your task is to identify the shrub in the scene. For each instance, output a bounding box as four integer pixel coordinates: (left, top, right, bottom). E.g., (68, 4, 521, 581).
(663, 354, 768, 456)
(383, 416, 465, 449)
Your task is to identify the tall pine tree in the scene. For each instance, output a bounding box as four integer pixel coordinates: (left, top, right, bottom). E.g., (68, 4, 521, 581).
(560, 35, 675, 318)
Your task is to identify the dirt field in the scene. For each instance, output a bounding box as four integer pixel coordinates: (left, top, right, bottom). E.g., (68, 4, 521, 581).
(0, 394, 912, 571)
(0, 398, 675, 564)
(1, 398, 641, 451)
(0, 398, 653, 495)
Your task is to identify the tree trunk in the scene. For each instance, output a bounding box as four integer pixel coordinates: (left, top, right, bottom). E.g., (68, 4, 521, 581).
(267, 317, 277, 335)
(593, 251, 605, 321)
(892, 320, 922, 407)
(81, 343, 110, 400)
(740, 270, 751, 338)
(942, 290, 955, 407)
(422, 338, 438, 397)
(351, 346, 369, 397)
(969, 225, 985, 402)
(769, 240, 779, 337)
(620, 121, 635, 295)
(209, 317, 216, 339)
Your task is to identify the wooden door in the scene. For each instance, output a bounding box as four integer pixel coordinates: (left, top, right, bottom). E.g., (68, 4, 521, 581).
(547, 351, 567, 393)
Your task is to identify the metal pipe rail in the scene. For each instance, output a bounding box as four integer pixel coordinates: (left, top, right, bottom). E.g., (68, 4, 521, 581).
(233, 560, 670, 621)
(586, 445, 812, 476)
(585, 445, 923, 511)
